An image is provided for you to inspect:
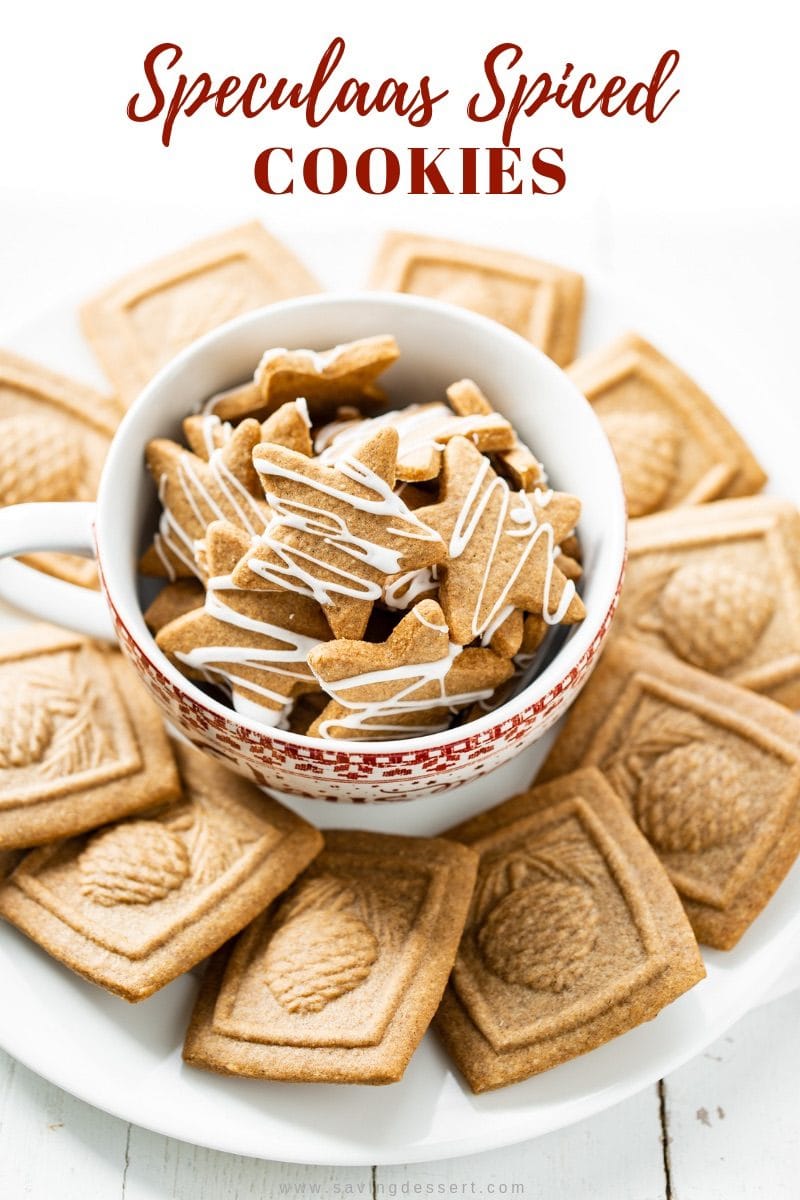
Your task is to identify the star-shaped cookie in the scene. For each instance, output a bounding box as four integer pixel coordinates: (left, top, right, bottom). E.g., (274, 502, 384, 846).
(232, 427, 446, 639)
(156, 521, 330, 723)
(414, 437, 585, 645)
(141, 419, 269, 581)
(183, 399, 313, 462)
(306, 599, 514, 739)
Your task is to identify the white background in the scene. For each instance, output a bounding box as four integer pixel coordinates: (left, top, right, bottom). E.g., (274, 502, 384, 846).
(1, 1, 799, 1194)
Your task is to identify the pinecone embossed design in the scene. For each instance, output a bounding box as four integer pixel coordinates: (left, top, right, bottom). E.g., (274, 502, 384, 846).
(80, 822, 190, 906)
(658, 562, 774, 670)
(0, 671, 107, 776)
(475, 834, 602, 993)
(600, 410, 680, 517)
(0, 416, 87, 505)
(263, 877, 379, 1014)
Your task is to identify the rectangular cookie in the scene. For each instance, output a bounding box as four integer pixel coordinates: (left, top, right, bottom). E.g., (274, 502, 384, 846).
(368, 231, 584, 365)
(539, 639, 800, 949)
(80, 222, 320, 406)
(183, 830, 478, 1084)
(0, 743, 322, 1001)
(0, 624, 180, 849)
(567, 333, 766, 516)
(436, 767, 704, 1093)
(0, 349, 119, 588)
(618, 497, 800, 707)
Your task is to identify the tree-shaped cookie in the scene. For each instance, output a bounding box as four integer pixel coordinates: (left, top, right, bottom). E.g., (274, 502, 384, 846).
(156, 521, 330, 723)
(306, 599, 514, 739)
(141, 419, 269, 581)
(232, 428, 447, 639)
(414, 437, 585, 645)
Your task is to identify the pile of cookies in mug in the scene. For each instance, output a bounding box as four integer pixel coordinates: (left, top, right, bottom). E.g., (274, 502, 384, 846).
(0, 223, 799, 1093)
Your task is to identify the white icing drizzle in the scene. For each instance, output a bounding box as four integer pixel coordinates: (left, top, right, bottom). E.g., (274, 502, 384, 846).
(448, 458, 576, 636)
(312, 616, 494, 739)
(383, 566, 437, 611)
(247, 452, 441, 605)
(173, 585, 324, 710)
(315, 403, 512, 472)
(196, 413, 233, 456)
(153, 446, 267, 580)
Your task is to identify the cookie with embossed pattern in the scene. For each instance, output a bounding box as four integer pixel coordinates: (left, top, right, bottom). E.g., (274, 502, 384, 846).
(436, 766, 704, 1092)
(183, 829, 477, 1083)
(568, 334, 766, 516)
(369, 232, 584, 366)
(539, 639, 800, 949)
(617, 496, 800, 708)
(80, 223, 320, 407)
(0, 624, 180, 850)
(0, 743, 322, 1001)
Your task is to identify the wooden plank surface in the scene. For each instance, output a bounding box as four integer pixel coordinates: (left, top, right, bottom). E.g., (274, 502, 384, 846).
(1, 992, 798, 1198)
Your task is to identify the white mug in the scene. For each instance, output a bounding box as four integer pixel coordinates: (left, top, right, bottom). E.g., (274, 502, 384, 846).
(0, 294, 626, 807)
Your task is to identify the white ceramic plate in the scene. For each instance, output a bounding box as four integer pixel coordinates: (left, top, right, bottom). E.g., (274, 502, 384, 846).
(0, 257, 798, 1165)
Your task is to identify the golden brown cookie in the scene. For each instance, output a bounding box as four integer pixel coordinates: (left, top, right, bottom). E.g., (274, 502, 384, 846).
(157, 521, 331, 723)
(415, 437, 584, 644)
(0, 625, 180, 849)
(617, 497, 800, 708)
(436, 767, 704, 1092)
(0, 349, 119, 588)
(141, 419, 269, 581)
(208, 336, 399, 423)
(183, 830, 477, 1084)
(446, 378, 544, 490)
(143, 579, 205, 633)
(539, 639, 800, 949)
(369, 232, 584, 366)
(80, 223, 319, 407)
(306, 600, 514, 740)
(568, 333, 767, 516)
(0, 849, 22, 880)
(0, 743, 323, 1001)
(232, 428, 446, 638)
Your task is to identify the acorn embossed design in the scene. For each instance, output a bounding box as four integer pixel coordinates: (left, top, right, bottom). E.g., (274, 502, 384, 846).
(263, 877, 379, 1014)
(0, 673, 107, 777)
(80, 822, 191, 906)
(0, 416, 87, 505)
(637, 742, 754, 853)
(600, 410, 680, 517)
(474, 837, 603, 994)
(637, 561, 775, 671)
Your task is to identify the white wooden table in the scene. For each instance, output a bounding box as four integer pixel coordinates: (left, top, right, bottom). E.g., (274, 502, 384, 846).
(0, 205, 798, 1195)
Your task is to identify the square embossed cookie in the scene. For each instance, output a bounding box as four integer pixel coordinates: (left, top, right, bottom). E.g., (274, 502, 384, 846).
(0, 743, 322, 1001)
(436, 767, 704, 1093)
(618, 497, 800, 708)
(567, 333, 766, 516)
(0, 625, 180, 849)
(183, 830, 478, 1084)
(80, 222, 320, 406)
(368, 232, 584, 365)
(539, 639, 800, 949)
(0, 349, 119, 587)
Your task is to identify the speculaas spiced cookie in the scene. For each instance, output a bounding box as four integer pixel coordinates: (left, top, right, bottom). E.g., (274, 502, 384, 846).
(306, 600, 514, 740)
(617, 496, 800, 708)
(0, 743, 323, 1001)
(414, 437, 584, 645)
(315, 395, 515, 483)
(0, 349, 119, 588)
(567, 333, 766, 516)
(157, 522, 331, 724)
(446, 378, 544, 491)
(208, 336, 399, 423)
(0, 850, 22, 881)
(143, 579, 205, 634)
(233, 428, 447, 639)
(0, 625, 179, 850)
(435, 767, 704, 1092)
(368, 232, 584, 366)
(80, 222, 320, 407)
(183, 830, 477, 1084)
(141, 419, 269, 581)
(183, 398, 313, 462)
(539, 639, 800, 949)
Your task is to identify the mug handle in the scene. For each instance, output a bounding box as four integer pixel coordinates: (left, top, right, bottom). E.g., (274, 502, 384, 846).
(0, 502, 116, 642)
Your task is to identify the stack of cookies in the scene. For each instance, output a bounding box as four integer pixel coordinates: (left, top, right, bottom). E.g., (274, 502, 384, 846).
(1, 221, 799, 1096)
